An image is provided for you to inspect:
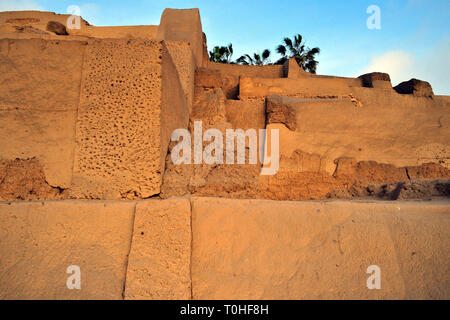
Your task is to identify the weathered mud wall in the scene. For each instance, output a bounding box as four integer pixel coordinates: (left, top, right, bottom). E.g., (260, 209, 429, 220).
(0, 10, 90, 37)
(0, 9, 449, 301)
(208, 61, 285, 78)
(0, 38, 190, 200)
(239, 76, 355, 100)
(270, 92, 450, 174)
(0, 10, 158, 40)
(0, 39, 82, 188)
(161, 62, 450, 201)
(80, 25, 159, 39)
(0, 198, 448, 299)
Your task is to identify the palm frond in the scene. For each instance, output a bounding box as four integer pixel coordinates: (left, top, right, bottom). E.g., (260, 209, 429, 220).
(294, 34, 302, 47)
(283, 37, 293, 49)
(276, 44, 287, 56)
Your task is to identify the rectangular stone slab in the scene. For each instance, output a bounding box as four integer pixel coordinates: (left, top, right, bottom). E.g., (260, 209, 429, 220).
(72, 39, 188, 199)
(191, 197, 450, 299)
(124, 198, 191, 299)
(0, 200, 135, 299)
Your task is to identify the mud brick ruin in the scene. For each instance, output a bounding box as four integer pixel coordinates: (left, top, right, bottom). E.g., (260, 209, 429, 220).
(0, 9, 449, 299)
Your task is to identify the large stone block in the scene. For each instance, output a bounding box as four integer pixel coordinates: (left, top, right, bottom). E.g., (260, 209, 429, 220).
(191, 197, 450, 299)
(72, 39, 188, 199)
(124, 198, 191, 299)
(0, 200, 135, 299)
(158, 8, 204, 67)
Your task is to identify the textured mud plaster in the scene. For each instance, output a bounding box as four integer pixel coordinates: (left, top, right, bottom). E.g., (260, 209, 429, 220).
(195, 68, 223, 88)
(266, 95, 296, 130)
(0, 158, 66, 201)
(225, 100, 266, 130)
(0, 110, 76, 188)
(72, 39, 188, 199)
(161, 42, 190, 174)
(271, 92, 450, 175)
(0, 39, 83, 188)
(0, 200, 135, 299)
(0, 11, 91, 36)
(0, 39, 84, 111)
(191, 197, 450, 299)
(239, 76, 352, 100)
(208, 61, 284, 78)
(80, 26, 159, 39)
(124, 198, 191, 299)
(158, 8, 204, 67)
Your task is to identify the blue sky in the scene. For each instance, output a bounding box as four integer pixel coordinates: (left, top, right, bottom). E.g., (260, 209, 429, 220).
(2, 0, 449, 94)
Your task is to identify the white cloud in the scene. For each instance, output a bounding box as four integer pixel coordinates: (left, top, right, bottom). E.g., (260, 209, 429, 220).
(357, 39, 450, 95)
(78, 3, 101, 26)
(359, 51, 415, 85)
(0, 0, 44, 11)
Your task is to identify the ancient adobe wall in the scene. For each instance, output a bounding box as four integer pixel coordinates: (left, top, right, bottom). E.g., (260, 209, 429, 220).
(0, 9, 206, 69)
(165, 41, 196, 112)
(0, 10, 90, 39)
(0, 38, 190, 200)
(203, 62, 285, 99)
(157, 8, 205, 68)
(71, 39, 188, 199)
(208, 61, 285, 78)
(80, 25, 159, 39)
(162, 63, 450, 201)
(0, 38, 82, 189)
(0, 11, 159, 40)
(0, 10, 90, 29)
(0, 198, 448, 299)
(233, 72, 449, 172)
(239, 76, 355, 100)
(268, 91, 450, 175)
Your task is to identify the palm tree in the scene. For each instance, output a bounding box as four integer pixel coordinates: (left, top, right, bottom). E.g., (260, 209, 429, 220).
(209, 43, 234, 63)
(236, 49, 271, 65)
(275, 34, 320, 73)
